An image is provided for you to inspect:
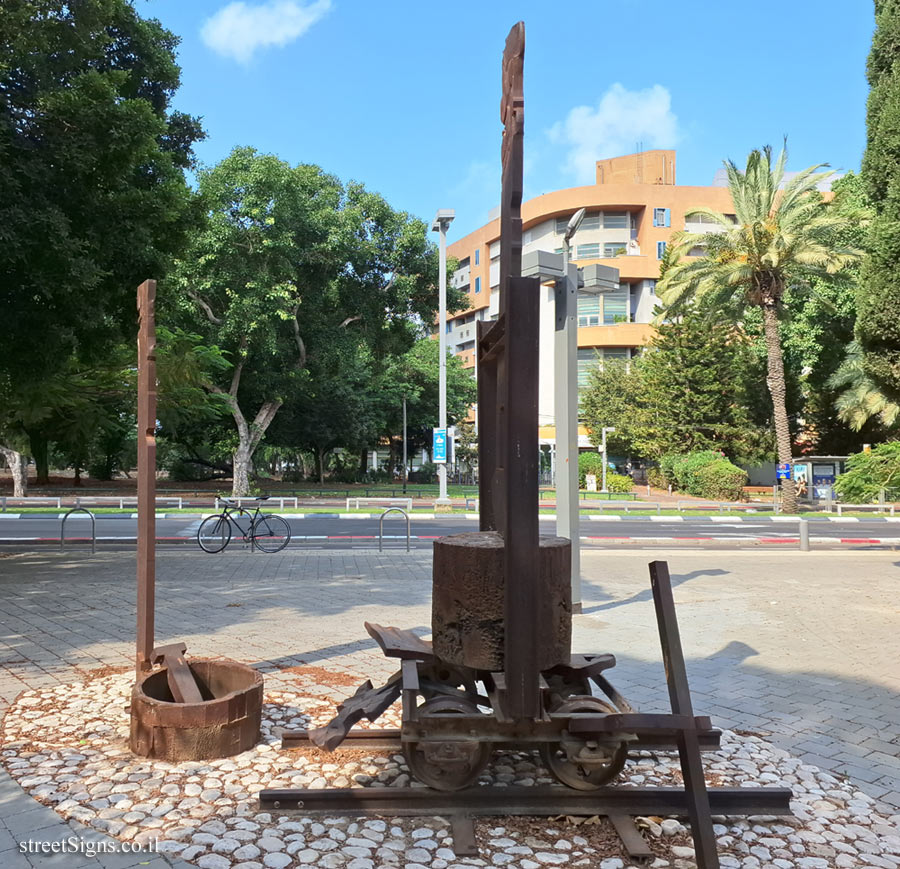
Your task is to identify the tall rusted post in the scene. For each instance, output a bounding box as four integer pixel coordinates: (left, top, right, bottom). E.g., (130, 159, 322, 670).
(136, 280, 158, 673)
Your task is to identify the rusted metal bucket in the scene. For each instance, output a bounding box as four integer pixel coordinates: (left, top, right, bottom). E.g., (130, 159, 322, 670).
(130, 658, 263, 760)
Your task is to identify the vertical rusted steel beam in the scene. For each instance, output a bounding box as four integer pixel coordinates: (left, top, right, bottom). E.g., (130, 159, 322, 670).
(476, 320, 498, 533)
(497, 22, 542, 720)
(649, 561, 720, 868)
(502, 274, 541, 720)
(136, 279, 158, 674)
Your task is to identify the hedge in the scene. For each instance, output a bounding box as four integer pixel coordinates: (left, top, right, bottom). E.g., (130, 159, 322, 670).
(654, 451, 747, 501)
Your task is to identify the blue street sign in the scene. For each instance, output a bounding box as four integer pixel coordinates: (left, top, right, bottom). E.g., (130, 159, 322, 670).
(433, 428, 447, 463)
(776, 462, 792, 481)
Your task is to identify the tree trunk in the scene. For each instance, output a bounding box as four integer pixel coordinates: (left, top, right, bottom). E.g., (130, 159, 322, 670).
(317, 448, 326, 485)
(0, 446, 28, 497)
(74, 464, 82, 486)
(28, 430, 50, 485)
(232, 445, 252, 498)
(762, 303, 798, 514)
(359, 449, 368, 477)
(227, 398, 283, 498)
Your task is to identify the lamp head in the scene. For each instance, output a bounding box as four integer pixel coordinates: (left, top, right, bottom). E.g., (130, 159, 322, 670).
(431, 209, 455, 232)
(564, 207, 586, 242)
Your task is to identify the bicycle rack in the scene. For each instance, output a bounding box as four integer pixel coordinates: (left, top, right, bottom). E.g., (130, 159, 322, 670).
(60, 507, 96, 554)
(378, 507, 410, 552)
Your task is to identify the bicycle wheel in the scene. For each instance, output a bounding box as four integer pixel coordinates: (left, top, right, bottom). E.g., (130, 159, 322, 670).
(197, 515, 232, 553)
(251, 514, 291, 552)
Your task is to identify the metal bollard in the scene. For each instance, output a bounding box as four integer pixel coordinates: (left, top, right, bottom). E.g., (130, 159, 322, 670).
(799, 518, 810, 552)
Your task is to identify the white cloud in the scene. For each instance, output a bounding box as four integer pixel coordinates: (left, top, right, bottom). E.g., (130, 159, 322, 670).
(201, 0, 332, 64)
(548, 83, 679, 184)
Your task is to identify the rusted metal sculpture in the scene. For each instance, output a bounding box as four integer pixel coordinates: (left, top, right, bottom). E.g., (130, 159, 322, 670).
(262, 24, 791, 866)
(130, 280, 262, 760)
(136, 279, 157, 673)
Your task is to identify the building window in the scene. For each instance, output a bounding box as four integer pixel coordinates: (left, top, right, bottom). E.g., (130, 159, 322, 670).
(475, 276, 481, 293)
(603, 242, 626, 257)
(446, 321, 452, 333)
(475, 249, 480, 265)
(652, 207, 671, 227)
(577, 293, 600, 327)
(576, 243, 600, 259)
(657, 241, 667, 259)
(649, 281, 656, 296)
(685, 212, 720, 226)
(555, 216, 569, 234)
(603, 287, 628, 324)
(554, 248, 564, 255)
(579, 212, 601, 231)
(458, 257, 470, 269)
(688, 245, 706, 257)
(602, 212, 628, 229)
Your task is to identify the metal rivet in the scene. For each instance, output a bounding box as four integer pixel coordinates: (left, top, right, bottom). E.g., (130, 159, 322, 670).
(273, 800, 280, 808)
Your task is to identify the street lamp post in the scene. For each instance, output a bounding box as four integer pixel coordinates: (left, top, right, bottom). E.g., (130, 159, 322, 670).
(601, 426, 616, 493)
(558, 208, 584, 610)
(432, 209, 455, 510)
(522, 248, 619, 615)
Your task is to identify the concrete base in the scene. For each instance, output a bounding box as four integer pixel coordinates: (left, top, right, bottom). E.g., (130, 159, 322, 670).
(434, 498, 453, 513)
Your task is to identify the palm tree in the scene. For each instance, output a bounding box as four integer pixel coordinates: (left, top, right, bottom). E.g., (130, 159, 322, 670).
(657, 145, 859, 513)
(829, 341, 899, 431)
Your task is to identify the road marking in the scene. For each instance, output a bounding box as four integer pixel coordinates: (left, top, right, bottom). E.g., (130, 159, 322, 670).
(828, 516, 859, 522)
(588, 515, 622, 521)
(0, 514, 21, 519)
(650, 516, 683, 522)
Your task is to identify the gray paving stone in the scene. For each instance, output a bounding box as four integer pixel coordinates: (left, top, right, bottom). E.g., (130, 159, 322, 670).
(0, 546, 897, 845)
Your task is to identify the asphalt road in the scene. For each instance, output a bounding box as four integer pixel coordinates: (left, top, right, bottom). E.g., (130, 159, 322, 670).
(1, 513, 898, 550)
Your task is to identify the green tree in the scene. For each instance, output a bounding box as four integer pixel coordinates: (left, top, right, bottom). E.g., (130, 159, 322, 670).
(0, 0, 203, 480)
(379, 338, 477, 474)
(834, 442, 900, 502)
(173, 147, 454, 495)
(858, 0, 900, 403)
(630, 313, 769, 463)
(658, 145, 859, 512)
(580, 357, 641, 457)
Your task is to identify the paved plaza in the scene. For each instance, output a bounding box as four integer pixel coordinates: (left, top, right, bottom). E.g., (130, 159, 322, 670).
(0, 547, 898, 866)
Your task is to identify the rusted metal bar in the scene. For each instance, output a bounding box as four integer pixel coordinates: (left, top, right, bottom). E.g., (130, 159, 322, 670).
(151, 642, 203, 704)
(608, 814, 654, 860)
(476, 320, 498, 533)
(649, 560, 720, 869)
(136, 279, 158, 673)
(450, 816, 478, 857)
(279, 726, 724, 753)
(502, 276, 542, 721)
(257, 784, 793, 817)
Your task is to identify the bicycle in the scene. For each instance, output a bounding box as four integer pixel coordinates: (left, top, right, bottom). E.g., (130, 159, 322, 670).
(197, 497, 291, 553)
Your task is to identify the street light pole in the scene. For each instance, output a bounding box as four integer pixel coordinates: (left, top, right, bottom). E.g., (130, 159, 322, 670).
(556, 208, 585, 611)
(432, 209, 455, 509)
(601, 426, 616, 493)
(402, 395, 408, 495)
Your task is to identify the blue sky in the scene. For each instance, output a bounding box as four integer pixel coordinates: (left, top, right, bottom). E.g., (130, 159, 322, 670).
(140, 0, 874, 238)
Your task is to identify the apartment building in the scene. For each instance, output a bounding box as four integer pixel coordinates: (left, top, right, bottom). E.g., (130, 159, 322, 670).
(444, 149, 734, 442)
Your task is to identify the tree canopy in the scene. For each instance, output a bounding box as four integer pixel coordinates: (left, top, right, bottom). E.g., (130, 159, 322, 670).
(858, 0, 900, 403)
(658, 144, 859, 511)
(171, 146, 461, 494)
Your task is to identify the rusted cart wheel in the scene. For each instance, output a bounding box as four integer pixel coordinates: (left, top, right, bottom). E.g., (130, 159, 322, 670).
(540, 696, 628, 790)
(417, 662, 479, 703)
(403, 696, 491, 791)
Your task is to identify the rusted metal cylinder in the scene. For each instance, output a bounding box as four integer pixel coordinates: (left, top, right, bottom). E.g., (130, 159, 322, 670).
(431, 531, 571, 671)
(130, 659, 262, 761)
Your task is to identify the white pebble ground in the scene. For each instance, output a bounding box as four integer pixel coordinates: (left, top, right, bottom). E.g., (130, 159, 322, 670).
(2, 670, 899, 869)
